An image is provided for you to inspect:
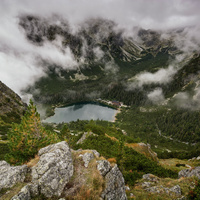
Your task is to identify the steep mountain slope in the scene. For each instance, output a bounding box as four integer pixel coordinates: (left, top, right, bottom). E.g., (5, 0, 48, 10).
(0, 81, 26, 139)
(19, 16, 183, 106)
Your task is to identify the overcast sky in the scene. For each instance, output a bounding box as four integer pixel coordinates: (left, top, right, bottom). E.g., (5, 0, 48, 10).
(0, 0, 200, 96)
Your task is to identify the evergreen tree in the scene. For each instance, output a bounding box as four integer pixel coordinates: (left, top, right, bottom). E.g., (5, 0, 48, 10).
(7, 100, 59, 164)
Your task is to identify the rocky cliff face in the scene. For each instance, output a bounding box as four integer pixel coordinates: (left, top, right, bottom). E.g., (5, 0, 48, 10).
(0, 81, 26, 116)
(0, 81, 26, 138)
(0, 141, 127, 200)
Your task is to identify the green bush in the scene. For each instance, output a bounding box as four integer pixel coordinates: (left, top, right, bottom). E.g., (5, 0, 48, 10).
(75, 134, 177, 185)
(188, 180, 200, 200)
(84, 123, 105, 135)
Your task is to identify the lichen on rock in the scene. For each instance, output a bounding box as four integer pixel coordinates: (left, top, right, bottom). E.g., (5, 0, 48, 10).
(97, 161, 127, 200)
(1, 141, 127, 200)
(31, 141, 73, 197)
(178, 166, 200, 179)
(0, 160, 28, 190)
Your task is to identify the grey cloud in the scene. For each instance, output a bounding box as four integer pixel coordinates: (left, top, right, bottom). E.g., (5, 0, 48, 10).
(1, 0, 200, 31)
(127, 65, 177, 90)
(147, 88, 165, 104)
(104, 61, 119, 75)
(0, 0, 200, 96)
(173, 87, 200, 110)
(93, 47, 104, 61)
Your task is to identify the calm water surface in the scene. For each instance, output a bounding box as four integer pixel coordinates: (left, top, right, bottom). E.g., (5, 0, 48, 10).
(44, 102, 117, 123)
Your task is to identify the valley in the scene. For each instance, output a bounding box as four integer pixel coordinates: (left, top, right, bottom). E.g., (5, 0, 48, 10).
(1, 1, 200, 199)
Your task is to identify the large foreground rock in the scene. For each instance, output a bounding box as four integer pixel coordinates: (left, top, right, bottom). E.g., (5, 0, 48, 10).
(178, 166, 200, 179)
(2, 141, 127, 200)
(0, 160, 28, 190)
(31, 141, 73, 197)
(97, 160, 127, 200)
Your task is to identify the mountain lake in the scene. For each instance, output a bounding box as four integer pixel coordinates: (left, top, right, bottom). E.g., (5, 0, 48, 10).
(43, 102, 118, 123)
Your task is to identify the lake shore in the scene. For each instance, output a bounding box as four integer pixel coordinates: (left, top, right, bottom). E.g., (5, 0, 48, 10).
(112, 108, 121, 122)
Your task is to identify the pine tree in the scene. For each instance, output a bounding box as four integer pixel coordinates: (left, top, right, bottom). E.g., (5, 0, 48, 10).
(7, 100, 59, 164)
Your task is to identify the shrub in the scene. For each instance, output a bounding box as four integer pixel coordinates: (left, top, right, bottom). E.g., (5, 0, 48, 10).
(188, 180, 200, 200)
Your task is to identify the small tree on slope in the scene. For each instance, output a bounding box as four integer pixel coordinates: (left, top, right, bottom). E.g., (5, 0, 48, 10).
(6, 100, 59, 164)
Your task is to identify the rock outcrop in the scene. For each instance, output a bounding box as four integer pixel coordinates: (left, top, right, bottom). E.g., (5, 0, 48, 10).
(11, 185, 31, 200)
(0, 81, 26, 116)
(97, 160, 127, 200)
(141, 174, 182, 197)
(31, 141, 74, 197)
(97, 160, 111, 176)
(81, 152, 94, 168)
(145, 185, 181, 196)
(0, 160, 28, 190)
(0, 141, 127, 200)
(178, 166, 200, 179)
(76, 132, 97, 144)
(142, 173, 159, 183)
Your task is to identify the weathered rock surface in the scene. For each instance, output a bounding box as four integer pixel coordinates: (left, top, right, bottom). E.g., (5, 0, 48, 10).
(82, 152, 94, 167)
(169, 185, 182, 195)
(142, 173, 159, 182)
(91, 150, 100, 157)
(142, 173, 181, 197)
(76, 132, 97, 144)
(97, 160, 111, 176)
(145, 185, 181, 196)
(31, 141, 73, 197)
(97, 161, 127, 200)
(79, 150, 100, 168)
(11, 185, 31, 200)
(1, 141, 127, 200)
(178, 166, 200, 179)
(142, 182, 152, 188)
(0, 160, 28, 190)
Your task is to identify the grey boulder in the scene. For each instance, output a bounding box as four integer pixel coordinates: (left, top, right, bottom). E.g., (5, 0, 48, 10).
(100, 164, 127, 200)
(31, 141, 73, 198)
(97, 160, 111, 176)
(82, 152, 94, 168)
(0, 160, 28, 190)
(178, 166, 200, 179)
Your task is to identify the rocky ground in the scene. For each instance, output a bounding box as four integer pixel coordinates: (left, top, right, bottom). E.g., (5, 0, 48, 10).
(1, 140, 200, 199)
(0, 141, 127, 200)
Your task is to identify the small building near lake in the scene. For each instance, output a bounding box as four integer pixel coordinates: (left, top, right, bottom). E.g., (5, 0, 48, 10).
(112, 101, 121, 107)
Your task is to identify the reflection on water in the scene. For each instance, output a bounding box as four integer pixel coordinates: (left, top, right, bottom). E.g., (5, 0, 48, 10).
(72, 104, 85, 111)
(44, 103, 117, 123)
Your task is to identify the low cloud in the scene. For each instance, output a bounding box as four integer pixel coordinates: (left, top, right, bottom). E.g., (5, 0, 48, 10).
(0, 51, 45, 95)
(174, 26, 200, 54)
(104, 61, 119, 75)
(173, 88, 200, 110)
(85, 91, 101, 99)
(0, 0, 200, 97)
(127, 65, 177, 90)
(93, 47, 104, 61)
(147, 88, 165, 104)
(0, 15, 78, 95)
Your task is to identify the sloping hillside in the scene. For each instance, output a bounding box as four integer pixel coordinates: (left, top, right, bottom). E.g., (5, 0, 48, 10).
(0, 81, 26, 139)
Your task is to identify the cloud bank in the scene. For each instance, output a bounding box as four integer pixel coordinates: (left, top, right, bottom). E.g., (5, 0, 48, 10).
(128, 65, 177, 89)
(147, 88, 165, 104)
(0, 0, 200, 97)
